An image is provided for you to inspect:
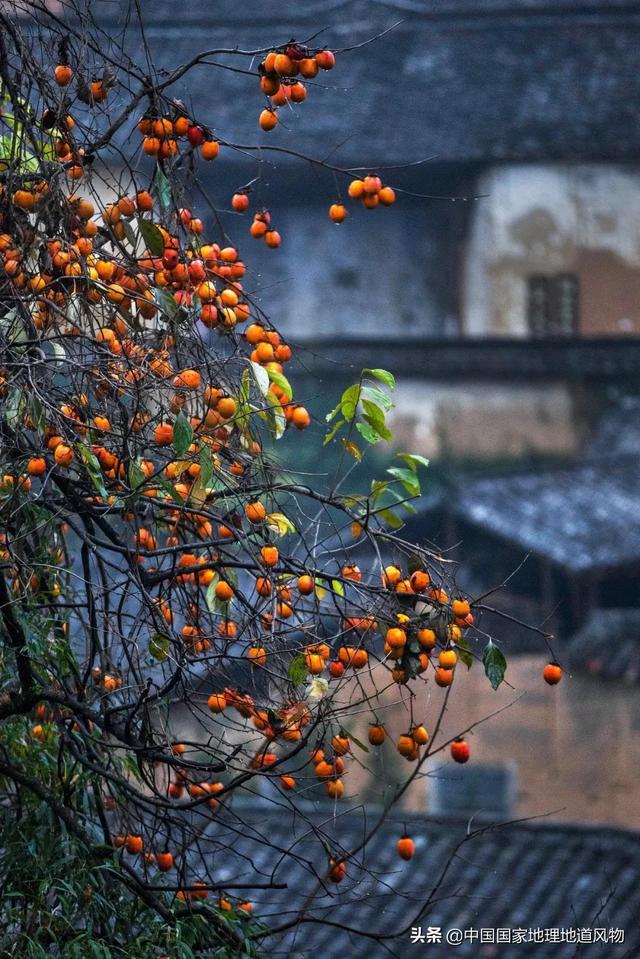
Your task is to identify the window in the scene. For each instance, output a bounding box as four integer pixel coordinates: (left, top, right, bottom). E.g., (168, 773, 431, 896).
(527, 273, 579, 336)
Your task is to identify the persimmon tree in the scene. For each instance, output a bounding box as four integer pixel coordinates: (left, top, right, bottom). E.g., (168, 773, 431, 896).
(0, 2, 562, 956)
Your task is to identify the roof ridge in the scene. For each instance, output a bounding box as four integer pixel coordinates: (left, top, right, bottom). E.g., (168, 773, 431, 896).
(225, 800, 640, 840)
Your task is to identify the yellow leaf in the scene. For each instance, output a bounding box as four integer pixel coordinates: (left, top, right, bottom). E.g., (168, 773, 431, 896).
(265, 512, 296, 536)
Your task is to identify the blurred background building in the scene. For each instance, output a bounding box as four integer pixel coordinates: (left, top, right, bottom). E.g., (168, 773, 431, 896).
(95, 0, 640, 451)
(91, 0, 640, 825)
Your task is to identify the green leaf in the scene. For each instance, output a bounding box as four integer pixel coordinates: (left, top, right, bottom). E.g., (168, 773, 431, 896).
(361, 385, 394, 412)
(137, 217, 165, 256)
(236, 369, 252, 432)
(0, 307, 17, 328)
(456, 635, 474, 670)
(323, 417, 346, 445)
(341, 728, 370, 753)
(339, 383, 362, 421)
(154, 286, 179, 320)
(122, 220, 138, 250)
(356, 421, 383, 445)
(267, 367, 293, 401)
(396, 452, 430, 471)
(362, 410, 392, 442)
(77, 443, 102, 475)
(324, 370, 395, 447)
(153, 165, 172, 213)
(325, 401, 341, 423)
(384, 486, 407, 505)
(378, 508, 404, 529)
(331, 579, 345, 597)
(77, 443, 108, 499)
(1, 309, 28, 351)
(198, 445, 214, 488)
(314, 580, 328, 600)
(149, 633, 171, 662)
(360, 399, 387, 428)
(156, 475, 186, 505)
(482, 639, 507, 690)
(41, 140, 56, 162)
(128, 460, 146, 491)
(287, 653, 308, 687)
(387, 466, 421, 497)
(363, 368, 395, 390)
(3, 387, 22, 429)
(27, 394, 46, 434)
(205, 577, 220, 612)
(18, 152, 40, 173)
(265, 390, 286, 440)
(370, 479, 390, 499)
(0, 134, 12, 159)
(172, 411, 193, 457)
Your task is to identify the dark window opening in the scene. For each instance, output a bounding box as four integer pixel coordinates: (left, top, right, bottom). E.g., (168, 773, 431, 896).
(527, 273, 579, 337)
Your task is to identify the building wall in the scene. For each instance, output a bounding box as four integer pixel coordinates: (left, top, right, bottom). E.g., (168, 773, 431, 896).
(387, 379, 578, 459)
(242, 196, 464, 340)
(462, 164, 640, 337)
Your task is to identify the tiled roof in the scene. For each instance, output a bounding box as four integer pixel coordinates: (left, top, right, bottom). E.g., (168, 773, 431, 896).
(198, 803, 640, 958)
(91, 0, 640, 164)
(452, 397, 640, 574)
(454, 459, 640, 573)
(568, 607, 640, 681)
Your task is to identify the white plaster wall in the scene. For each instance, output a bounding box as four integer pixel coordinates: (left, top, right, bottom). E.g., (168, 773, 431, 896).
(388, 379, 577, 459)
(463, 164, 640, 337)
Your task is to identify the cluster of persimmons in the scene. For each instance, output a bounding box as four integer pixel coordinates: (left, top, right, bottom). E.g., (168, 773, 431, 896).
(0, 26, 561, 929)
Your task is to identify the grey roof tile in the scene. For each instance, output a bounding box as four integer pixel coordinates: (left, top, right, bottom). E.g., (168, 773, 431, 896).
(87, 0, 640, 164)
(454, 459, 640, 573)
(192, 803, 640, 958)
